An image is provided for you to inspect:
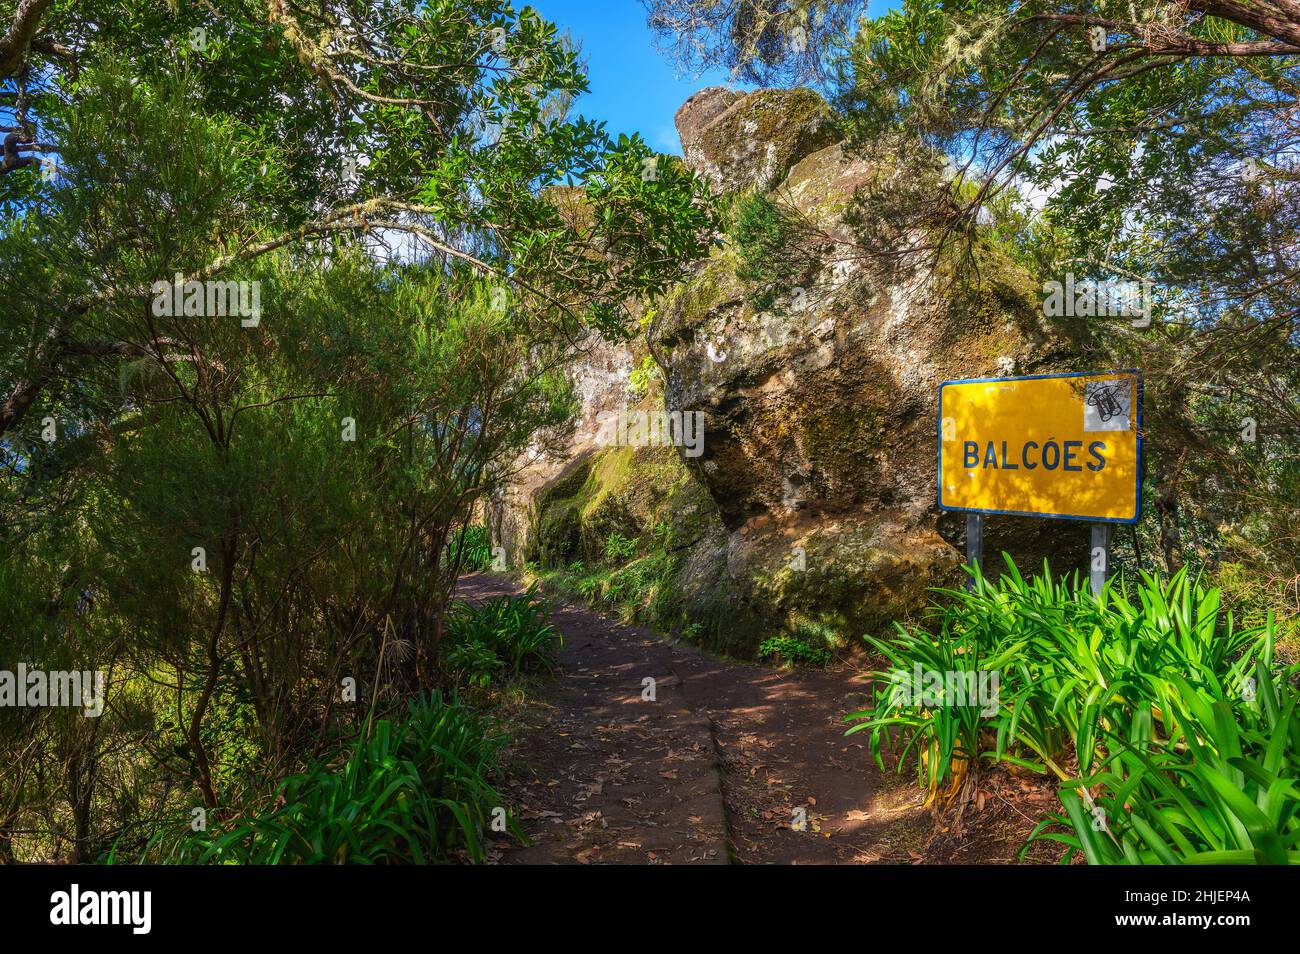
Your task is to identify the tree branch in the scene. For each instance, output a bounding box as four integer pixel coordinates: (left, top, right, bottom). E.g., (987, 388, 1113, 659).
(0, 0, 53, 80)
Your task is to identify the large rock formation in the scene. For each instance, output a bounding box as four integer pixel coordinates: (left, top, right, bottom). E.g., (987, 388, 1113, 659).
(490, 87, 1086, 658)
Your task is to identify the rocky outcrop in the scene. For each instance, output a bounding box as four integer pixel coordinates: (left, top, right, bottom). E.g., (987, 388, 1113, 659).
(490, 86, 1086, 658)
(675, 86, 839, 194)
(488, 333, 631, 565)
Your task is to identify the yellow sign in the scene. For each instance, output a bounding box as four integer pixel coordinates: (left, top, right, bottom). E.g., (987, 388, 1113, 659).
(938, 371, 1142, 523)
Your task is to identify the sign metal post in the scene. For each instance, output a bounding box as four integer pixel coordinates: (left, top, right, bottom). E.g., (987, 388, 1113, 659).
(966, 513, 983, 590)
(1090, 523, 1112, 597)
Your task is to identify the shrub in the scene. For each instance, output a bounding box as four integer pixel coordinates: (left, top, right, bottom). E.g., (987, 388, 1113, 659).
(443, 639, 505, 691)
(603, 531, 637, 564)
(443, 587, 562, 681)
(139, 693, 513, 864)
(1028, 659, 1300, 865)
(627, 355, 662, 399)
(448, 524, 494, 572)
(728, 192, 800, 309)
(758, 634, 833, 668)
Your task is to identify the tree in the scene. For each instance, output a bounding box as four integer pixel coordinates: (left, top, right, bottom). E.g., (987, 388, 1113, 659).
(0, 1, 716, 858)
(1, 0, 715, 439)
(645, 0, 867, 86)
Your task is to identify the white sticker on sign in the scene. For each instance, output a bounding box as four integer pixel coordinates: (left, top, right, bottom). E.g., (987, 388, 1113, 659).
(1084, 379, 1132, 432)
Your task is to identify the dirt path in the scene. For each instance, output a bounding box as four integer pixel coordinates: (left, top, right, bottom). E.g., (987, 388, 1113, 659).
(460, 573, 923, 864)
(460, 573, 1050, 865)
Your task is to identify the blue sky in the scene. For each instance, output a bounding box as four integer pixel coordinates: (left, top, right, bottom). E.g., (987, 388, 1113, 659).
(530, 1, 898, 155)
(528, 0, 739, 155)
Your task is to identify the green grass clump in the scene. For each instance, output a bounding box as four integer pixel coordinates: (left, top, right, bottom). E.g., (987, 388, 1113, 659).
(758, 633, 833, 668)
(1036, 659, 1300, 865)
(846, 555, 1299, 864)
(138, 692, 513, 864)
(448, 524, 494, 571)
(442, 587, 561, 690)
(603, 531, 637, 563)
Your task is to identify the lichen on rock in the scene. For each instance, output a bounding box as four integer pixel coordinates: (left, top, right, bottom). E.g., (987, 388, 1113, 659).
(676, 86, 840, 194)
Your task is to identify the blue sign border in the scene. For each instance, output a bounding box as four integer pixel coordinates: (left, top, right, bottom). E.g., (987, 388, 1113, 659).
(937, 369, 1143, 524)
